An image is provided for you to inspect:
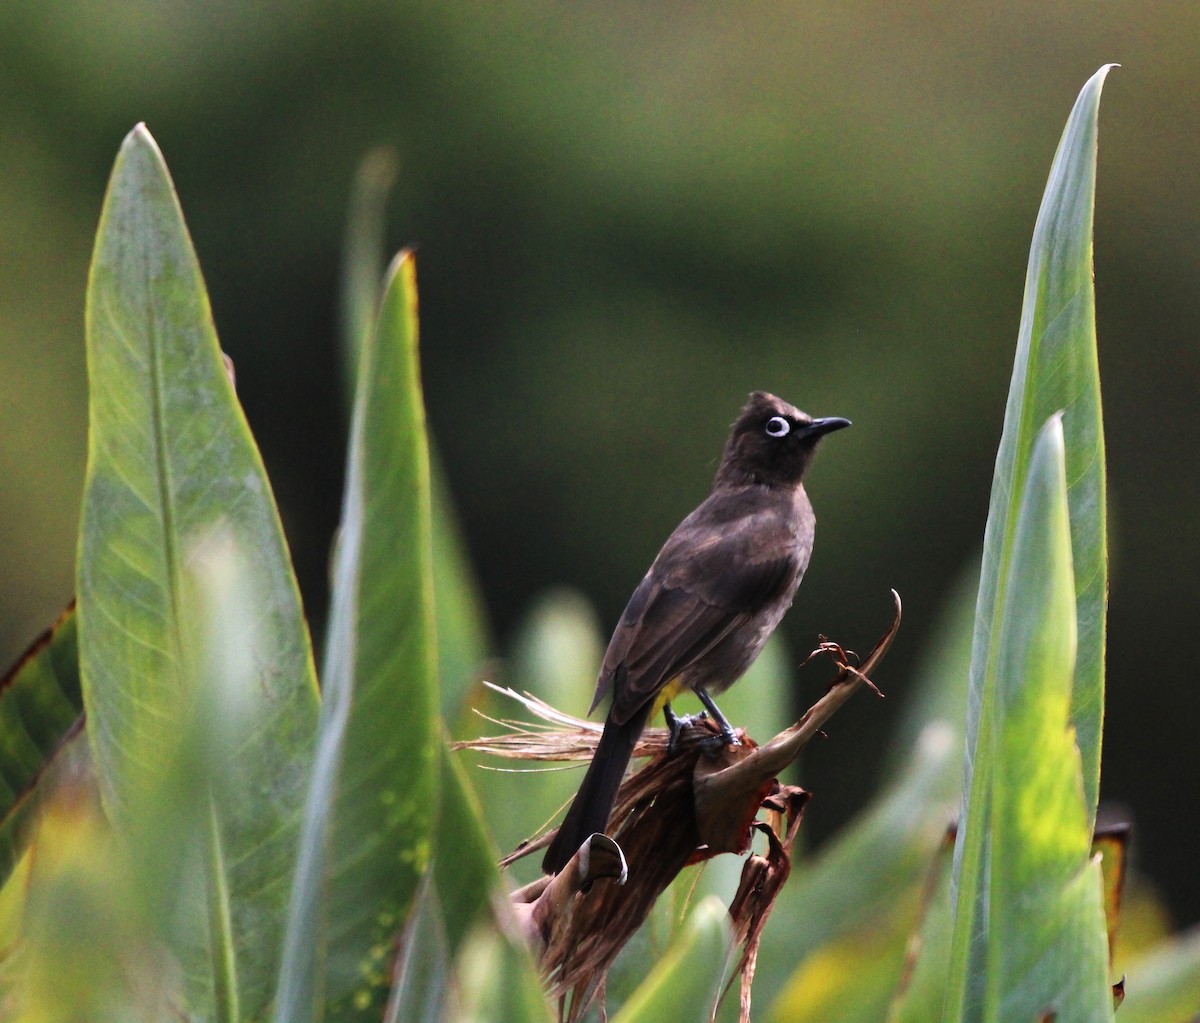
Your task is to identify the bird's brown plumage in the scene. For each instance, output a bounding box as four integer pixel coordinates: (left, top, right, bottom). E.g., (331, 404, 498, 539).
(542, 392, 849, 875)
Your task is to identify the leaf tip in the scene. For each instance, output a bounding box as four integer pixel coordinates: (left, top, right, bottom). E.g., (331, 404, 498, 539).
(359, 146, 400, 190)
(384, 247, 419, 319)
(107, 124, 173, 204)
(386, 246, 417, 280)
(1041, 409, 1066, 448)
(1085, 63, 1119, 97)
(123, 122, 163, 158)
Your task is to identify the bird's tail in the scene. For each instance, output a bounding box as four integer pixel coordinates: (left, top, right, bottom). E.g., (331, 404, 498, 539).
(541, 704, 651, 875)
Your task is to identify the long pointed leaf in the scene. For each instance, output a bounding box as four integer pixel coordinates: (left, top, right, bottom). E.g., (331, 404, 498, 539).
(79, 123, 319, 1017)
(963, 63, 1112, 851)
(335, 153, 491, 724)
(947, 65, 1113, 1022)
(339, 147, 399, 404)
(275, 251, 439, 1022)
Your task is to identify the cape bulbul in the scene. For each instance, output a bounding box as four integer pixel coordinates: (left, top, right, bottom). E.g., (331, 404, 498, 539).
(542, 391, 850, 875)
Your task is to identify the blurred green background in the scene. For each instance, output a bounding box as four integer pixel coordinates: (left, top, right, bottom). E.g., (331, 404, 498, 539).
(2, 1, 1196, 928)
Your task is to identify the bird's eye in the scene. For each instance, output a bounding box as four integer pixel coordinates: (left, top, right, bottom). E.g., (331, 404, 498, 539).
(764, 416, 791, 438)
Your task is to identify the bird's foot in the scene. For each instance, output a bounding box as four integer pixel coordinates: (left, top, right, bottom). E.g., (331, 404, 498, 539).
(698, 726, 741, 756)
(693, 686, 739, 753)
(665, 704, 740, 755)
(665, 705, 709, 755)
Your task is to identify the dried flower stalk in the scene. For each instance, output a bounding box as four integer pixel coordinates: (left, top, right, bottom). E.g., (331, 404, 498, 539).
(457, 590, 901, 1022)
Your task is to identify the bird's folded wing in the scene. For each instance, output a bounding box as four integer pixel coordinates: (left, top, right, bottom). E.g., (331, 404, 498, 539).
(594, 550, 797, 725)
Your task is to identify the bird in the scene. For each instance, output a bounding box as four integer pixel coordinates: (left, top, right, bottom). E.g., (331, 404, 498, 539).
(541, 391, 850, 875)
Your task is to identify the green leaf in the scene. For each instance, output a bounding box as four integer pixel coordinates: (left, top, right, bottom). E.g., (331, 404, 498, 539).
(0, 606, 82, 884)
(962, 63, 1112, 851)
(887, 855, 955, 1023)
(434, 741, 507, 956)
(5, 534, 270, 1023)
(453, 924, 553, 1023)
(946, 65, 1114, 1023)
(335, 149, 492, 726)
(990, 418, 1110, 1020)
(1116, 927, 1200, 1023)
(612, 897, 732, 1023)
(766, 895, 917, 1023)
(384, 877, 454, 1023)
(789, 726, 960, 961)
(430, 454, 493, 723)
(78, 123, 319, 1018)
(275, 251, 439, 1022)
(946, 416, 1112, 1023)
(1, 769, 157, 1021)
(148, 531, 277, 1018)
(429, 743, 548, 1021)
(339, 147, 399, 405)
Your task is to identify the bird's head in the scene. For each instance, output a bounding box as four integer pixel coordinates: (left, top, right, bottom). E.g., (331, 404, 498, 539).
(714, 391, 851, 489)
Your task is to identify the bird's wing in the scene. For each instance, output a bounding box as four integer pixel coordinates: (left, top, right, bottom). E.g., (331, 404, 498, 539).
(590, 503, 799, 725)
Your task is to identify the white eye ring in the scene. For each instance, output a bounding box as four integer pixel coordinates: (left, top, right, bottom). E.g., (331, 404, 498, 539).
(765, 416, 791, 438)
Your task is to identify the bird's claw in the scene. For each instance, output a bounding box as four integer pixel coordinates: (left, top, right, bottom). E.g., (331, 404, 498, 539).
(699, 729, 741, 756)
(666, 710, 709, 755)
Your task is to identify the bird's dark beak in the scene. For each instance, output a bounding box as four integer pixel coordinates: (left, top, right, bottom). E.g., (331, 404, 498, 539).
(801, 416, 852, 439)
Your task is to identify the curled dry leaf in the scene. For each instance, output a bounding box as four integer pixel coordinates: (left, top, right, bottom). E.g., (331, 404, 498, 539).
(511, 834, 628, 955)
(724, 788, 810, 1023)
